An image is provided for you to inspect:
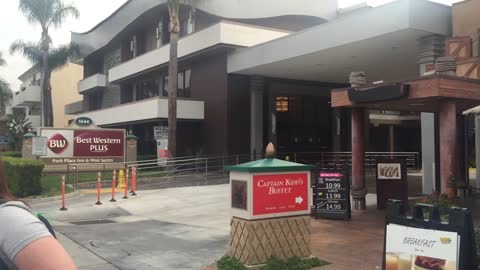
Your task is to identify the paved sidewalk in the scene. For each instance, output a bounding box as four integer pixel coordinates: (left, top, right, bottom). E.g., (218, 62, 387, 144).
(57, 232, 119, 270)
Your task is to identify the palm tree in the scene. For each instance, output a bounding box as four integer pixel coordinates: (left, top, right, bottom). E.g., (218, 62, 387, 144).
(0, 79, 12, 116)
(167, 0, 200, 158)
(8, 113, 32, 151)
(17, 0, 79, 127)
(10, 41, 78, 126)
(0, 52, 12, 116)
(0, 51, 6, 67)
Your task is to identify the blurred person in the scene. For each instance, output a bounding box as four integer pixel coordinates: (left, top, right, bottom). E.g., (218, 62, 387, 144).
(0, 161, 76, 270)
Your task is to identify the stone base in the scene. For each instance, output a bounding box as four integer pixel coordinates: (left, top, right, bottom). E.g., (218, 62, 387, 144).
(229, 215, 311, 266)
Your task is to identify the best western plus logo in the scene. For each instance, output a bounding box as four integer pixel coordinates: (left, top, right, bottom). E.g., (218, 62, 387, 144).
(48, 133, 69, 154)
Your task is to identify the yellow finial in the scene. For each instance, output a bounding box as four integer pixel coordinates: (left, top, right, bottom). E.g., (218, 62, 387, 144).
(265, 143, 276, 159)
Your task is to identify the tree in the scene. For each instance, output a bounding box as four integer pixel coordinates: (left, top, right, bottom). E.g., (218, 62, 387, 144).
(8, 113, 32, 151)
(0, 79, 13, 116)
(17, 0, 79, 127)
(10, 41, 78, 126)
(0, 51, 6, 67)
(167, 0, 199, 158)
(0, 52, 12, 116)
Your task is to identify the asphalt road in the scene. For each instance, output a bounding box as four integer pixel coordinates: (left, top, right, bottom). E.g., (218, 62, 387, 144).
(32, 185, 231, 270)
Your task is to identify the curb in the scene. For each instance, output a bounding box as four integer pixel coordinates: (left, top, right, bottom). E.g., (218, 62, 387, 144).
(24, 191, 82, 205)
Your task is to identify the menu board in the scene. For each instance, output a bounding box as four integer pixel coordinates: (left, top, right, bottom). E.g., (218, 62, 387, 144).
(385, 224, 459, 270)
(314, 170, 351, 220)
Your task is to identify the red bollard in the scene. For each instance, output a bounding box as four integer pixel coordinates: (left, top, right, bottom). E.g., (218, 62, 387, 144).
(123, 168, 129, 199)
(95, 172, 102, 205)
(131, 166, 137, 196)
(59, 176, 67, 211)
(110, 170, 117, 202)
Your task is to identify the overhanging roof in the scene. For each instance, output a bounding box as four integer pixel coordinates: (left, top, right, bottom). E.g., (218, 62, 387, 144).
(331, 75, 480, 113)
(72, 0, 338, 59)
(227, 0, 452, 84)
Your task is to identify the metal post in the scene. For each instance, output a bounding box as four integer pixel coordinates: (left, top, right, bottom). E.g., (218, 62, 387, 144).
(73, 166, 78, 191)
(236, 155, 239, 165)
(205, 158, 208, 181)
(294, 152, 297, 163)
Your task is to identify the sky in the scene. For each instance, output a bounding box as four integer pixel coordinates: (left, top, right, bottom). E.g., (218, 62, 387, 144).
(0, 0, 463, 92)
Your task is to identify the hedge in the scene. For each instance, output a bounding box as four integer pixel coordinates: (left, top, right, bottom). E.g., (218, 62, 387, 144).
(2, 157, 44, 197)
(0, 151, 22, 158)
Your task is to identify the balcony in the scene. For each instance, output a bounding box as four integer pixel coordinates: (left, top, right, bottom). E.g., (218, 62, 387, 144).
(108, 21, 289, 82)
(76, 97, 204, 126)
(26, 115, 41, 128)
(12, 85, 41, 106)
(78, 73, 107, 93)
(65, 100, 84, 114)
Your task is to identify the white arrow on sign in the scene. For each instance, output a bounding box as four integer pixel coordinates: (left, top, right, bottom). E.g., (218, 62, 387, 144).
(295, 196, 304, 204)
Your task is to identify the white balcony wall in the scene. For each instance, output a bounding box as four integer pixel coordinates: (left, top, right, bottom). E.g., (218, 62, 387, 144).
(27, 115, 41, 128)
(108, 22, 288, 82)
(77, 98, 204, 126)
(12, 85, 41, 106)
(78, 73, 107, 93)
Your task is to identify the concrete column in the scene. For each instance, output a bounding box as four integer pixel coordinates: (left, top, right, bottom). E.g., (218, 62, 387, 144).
(351, 108, 367, 210)
(250, 76, 265, 158)
(267, 89, 277, 147)
(417, 35, 445, 195)
(476, 114, 480, 188)
(421, 113, 437, 194)
(389, 125, 395, 153)
(439, 101, 457, 195)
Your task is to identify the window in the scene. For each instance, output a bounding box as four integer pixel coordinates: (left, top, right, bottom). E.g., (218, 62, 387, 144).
(135, 79, 160, 101)
(180, 10, 194, 37)
(156, 20, 164, 48)
(162, 69, 191, 97)
(88, 91, 103, 111)
(276, 97, 289, 112)
(29, 107, 41, 116)
(130, 35, 137, 57)
(121, 85, 134, 104)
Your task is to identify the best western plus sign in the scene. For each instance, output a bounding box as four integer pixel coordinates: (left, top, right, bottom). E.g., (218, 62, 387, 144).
(253, 173, 309, 215)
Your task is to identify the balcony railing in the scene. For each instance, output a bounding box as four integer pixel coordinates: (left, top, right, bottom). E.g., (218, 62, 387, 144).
(65, 100, 84, 114)
(78, 73, 107, 93)
(77, 97, 204, 126)
(12, 85, 41, 106)
(108, 21, 289, 82)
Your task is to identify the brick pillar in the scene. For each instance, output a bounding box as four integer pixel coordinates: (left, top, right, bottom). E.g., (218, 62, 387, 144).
(351, 108, 367, 210)
(439, 101, 457, 197)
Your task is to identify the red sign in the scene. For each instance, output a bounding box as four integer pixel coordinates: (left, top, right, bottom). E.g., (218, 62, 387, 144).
(253, 173, 309, 216)
(73, 130, 124, 157)
(48, 133, 69, 154)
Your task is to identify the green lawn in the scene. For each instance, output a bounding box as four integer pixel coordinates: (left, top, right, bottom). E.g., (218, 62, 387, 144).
(39, 168, 168, 197)
(40, 171, 114, 196)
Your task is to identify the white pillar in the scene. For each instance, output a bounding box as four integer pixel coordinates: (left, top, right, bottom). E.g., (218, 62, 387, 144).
(250, 76, 264, 157)
(421, 113, 436, 194)
(475, 114, 480, 188)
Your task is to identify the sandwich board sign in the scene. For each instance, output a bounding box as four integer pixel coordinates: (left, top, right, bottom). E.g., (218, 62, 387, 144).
(383, 200, 477, 270)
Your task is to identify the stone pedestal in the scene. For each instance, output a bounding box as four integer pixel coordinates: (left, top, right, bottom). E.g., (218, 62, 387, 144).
(229, 216, 311, 266)
(126, 134, 138, 162)
(21, 133, 35, 160)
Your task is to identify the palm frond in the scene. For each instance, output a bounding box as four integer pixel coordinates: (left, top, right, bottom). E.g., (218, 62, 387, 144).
(18, 0, 55, 28)
(9, 40, 43, 65)
(48, 42, 78, 71)
(0, 51, 6, 67)
(49, 3, 80, 28)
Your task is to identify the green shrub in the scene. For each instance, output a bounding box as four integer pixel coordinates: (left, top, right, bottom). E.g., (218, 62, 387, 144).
(217, 256, 246, 270)
(261, 257, 329, 270)
(0, 151, 22, 158)
(2, 157, 44, 197)
(217, 256, 329, 270)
